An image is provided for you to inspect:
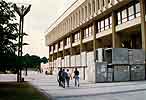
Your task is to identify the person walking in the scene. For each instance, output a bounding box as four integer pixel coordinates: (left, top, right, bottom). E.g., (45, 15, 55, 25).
(61, 69, 68, 88)
(57, 68, 63, 87)
(66, 69, 71, 87)
(74, 68, 80, 87)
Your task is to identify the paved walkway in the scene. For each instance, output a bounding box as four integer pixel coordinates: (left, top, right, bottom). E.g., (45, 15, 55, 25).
(24, 71, 146, 100)
(0, 72, 146, 100)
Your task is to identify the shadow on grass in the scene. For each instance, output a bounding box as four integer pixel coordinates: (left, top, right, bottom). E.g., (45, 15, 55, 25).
(0, 82, 52, 100)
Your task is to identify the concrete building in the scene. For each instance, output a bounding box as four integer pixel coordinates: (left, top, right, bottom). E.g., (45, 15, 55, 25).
(45, 0, 146, 83)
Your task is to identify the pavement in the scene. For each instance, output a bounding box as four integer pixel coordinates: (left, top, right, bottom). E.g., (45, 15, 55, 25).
(0, 71, 146, 100)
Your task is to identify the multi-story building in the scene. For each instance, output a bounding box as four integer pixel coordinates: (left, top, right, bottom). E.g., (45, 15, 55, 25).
(45, 0, 146, 82)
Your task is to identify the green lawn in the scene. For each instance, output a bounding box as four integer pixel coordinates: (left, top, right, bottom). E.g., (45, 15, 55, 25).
(0, 82, 50, 100)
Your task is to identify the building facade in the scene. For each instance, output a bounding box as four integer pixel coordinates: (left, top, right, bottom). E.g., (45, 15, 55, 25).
(45, 0, 146, 82)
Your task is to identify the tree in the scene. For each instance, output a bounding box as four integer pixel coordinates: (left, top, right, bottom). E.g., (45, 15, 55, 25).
(41, 57, 48, 64)
(0, 0, 18, 73)
(0, 0, 18, 56)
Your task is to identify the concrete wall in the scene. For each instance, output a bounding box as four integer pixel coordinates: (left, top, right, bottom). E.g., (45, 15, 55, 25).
(86, 51, 96, 82)
(131, 64, 145, 81)
(96, 62, 107, 82)
(114, 65, 130, 81)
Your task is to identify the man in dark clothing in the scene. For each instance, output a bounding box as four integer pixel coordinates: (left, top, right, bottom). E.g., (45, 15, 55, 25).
(58, 68, 63, 87)
(74, 68, 80, 87)
(66, 69, 71, 87)
(61, 69, 68, 88)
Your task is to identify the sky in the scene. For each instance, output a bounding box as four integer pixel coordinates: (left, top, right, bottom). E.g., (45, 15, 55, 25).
(6, 0, 76, 58)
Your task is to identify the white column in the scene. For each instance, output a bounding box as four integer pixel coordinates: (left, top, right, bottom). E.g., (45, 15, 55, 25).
(96, 0, 99, 13)
(90, 0, 93, 17)
(100, 0, 103, 10)
(105, 0, 108, 8)
(79, 9, 81, 25)
(87, 3, 89, 18)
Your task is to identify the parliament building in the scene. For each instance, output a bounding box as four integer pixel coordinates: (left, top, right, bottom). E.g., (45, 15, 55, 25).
(45, 0, 146, 82)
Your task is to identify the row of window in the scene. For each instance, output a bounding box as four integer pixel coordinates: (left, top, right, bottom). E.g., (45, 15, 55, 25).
(117, 2, 140, 25)
(97, 16, 112, 33)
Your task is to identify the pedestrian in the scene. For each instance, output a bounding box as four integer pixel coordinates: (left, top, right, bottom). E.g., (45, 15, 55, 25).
(57, 68, 63, 87)
(61, 69, 68, 88)
(66, 69, 71, 87)
(74, 68, 80, 87)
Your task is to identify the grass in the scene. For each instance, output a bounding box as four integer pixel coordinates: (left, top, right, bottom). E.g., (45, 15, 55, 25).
(0, 82, 50, 100)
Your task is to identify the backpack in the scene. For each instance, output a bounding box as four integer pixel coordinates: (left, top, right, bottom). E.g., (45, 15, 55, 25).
(74, 70, 79, 76)
(61, 71, 68, 79)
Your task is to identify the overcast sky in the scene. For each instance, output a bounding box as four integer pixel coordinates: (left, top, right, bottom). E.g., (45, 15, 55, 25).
(7, 0, 76, 58)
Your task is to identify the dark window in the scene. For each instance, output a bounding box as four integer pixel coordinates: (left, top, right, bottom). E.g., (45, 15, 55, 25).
(64, 39, 67, 46)
(58, 42, 60, 48)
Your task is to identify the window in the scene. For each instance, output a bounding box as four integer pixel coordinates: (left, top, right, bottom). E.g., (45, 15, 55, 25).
(135, 2, 140, 17)
(89, 26, 92, 36)
(74, 32, 80, 42)
(128, 5, 135, 20)
(109, 16, 112, 28)
(60, 41, 63, 48)
(97, 16, 112, 33)
(98, 22, 101, 32)
(67, 37, 70, 45)
(55, 44, 58, 50)
(64, 39, 67, 46)
(117, 12, 121, 24)
(86, 28, 88, 38)
(121, 9, 127, 23)
(58, 42, 60, 48)
(51, 46, 53, 51)
(105, 18, 109, 29)
(101, 20, 105, 31)
(117, 1, 141, 25)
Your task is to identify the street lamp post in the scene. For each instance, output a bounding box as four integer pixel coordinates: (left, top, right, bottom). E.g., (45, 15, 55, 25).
(14, 4, 31, 82)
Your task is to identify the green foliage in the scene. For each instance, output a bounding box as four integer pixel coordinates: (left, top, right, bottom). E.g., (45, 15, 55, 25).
(0, 0, 18, 72)
(0, 0, 18, 56)
(41, 57, 48, 64)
